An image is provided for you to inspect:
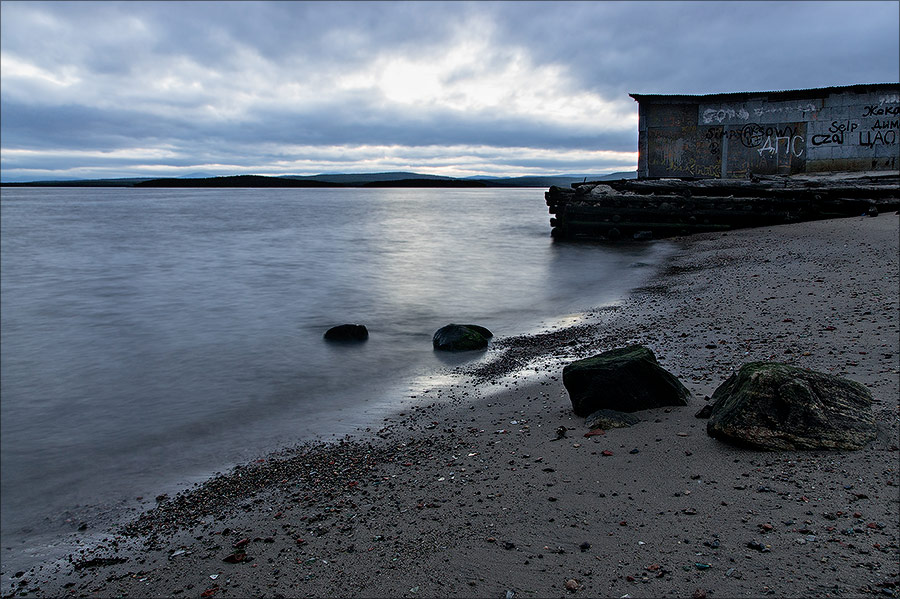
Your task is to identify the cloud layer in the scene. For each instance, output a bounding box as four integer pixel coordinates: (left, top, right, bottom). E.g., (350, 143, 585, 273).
(2, 1, 898, 181)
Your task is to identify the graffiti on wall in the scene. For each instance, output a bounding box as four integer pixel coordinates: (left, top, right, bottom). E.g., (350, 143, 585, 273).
(807, 98, 899, 150)
(704, 124, 805, 159)
(641, 88, 899, 178)
(700, 102, 819, 125)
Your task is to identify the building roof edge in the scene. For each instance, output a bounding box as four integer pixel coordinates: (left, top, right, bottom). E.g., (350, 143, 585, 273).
(629, 82, 899, 103)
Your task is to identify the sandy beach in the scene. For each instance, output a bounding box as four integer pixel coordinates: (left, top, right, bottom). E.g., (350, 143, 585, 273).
(4, 214, 898, 599)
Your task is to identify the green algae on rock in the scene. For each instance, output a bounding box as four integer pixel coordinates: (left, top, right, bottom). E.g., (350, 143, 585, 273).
(706, 362, 876, 450)
(433, 324, 493, 351)
(563, 345, 690, 416)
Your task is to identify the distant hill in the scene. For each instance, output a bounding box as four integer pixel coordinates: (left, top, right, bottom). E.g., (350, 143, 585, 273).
(2, 171, 637, 188)
(286, 172, 457, 184)
(134, 175, 342, 188)
(0, 177, 156, 187)
(362, 178, 486, 188)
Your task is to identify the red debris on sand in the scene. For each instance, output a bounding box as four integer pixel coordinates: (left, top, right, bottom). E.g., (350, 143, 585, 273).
(584, 429, 606, 438)
(602, 450, 614, 456)
(222, 552, 246, 563)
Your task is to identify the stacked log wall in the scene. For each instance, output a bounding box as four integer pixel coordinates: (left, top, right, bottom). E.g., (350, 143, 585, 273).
(546, 174, 900, 241)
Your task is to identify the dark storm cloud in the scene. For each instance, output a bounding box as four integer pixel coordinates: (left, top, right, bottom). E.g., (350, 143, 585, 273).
(484, 1, 900, 95)
(1, 1, 897, 180)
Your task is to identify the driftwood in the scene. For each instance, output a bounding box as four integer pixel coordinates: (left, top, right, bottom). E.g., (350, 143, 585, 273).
(546, 173, 899, 241)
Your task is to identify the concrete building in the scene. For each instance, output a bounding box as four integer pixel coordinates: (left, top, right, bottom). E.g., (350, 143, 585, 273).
(630, 83, 899, 179)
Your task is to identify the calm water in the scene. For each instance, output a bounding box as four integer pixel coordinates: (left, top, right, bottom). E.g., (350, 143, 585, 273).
(0, 187, 671, 570)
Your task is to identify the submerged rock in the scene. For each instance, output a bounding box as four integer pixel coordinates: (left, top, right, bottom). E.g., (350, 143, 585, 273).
(706, 362, 876, 450)
(324, 324, 369, 342)
(563, 345, 690, 416)
(433, 324, 492, 352)
(585, 408, 641, 429)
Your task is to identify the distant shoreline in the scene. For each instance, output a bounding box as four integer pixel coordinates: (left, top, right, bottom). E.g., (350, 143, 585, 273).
(0, 171, 636, 189)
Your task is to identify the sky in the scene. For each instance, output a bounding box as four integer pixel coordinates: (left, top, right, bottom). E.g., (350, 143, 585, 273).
(1, 1, 898, 182)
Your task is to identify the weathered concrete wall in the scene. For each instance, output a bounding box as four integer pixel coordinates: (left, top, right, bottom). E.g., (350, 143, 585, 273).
(632, 84, 899, 179)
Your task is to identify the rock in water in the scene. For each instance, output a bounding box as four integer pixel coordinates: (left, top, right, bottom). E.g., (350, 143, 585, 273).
(706, 362, 876, 450)
(563, 345, 690, 416)
(432, 324, 492, 351)
(324, 324, 369, 342)
(585, 409, 641, 429)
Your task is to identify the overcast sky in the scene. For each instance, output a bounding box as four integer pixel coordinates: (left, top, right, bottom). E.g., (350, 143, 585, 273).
(1, 1, 898, 181)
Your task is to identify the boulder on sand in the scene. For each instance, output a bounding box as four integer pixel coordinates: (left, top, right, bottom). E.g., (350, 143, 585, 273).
(433, 324, 493, 351)
(706, 362, 876, 450)
(585, 409, 641, 429)
(324, 324, 369, 342)
(563, 345, 690, 417)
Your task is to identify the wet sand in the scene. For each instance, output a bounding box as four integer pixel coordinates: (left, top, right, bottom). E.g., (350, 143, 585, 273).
(4, 214, 898, 599)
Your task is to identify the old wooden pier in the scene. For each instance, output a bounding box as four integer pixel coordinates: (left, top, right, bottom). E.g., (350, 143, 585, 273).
(546, 173, 900, 241)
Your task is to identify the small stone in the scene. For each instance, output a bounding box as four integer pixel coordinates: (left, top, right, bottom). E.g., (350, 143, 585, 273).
(695, 405, 713, 419)
(565, 579, 579, 592)
(222, 551, 247, 563)
(692, 589, 708, 599)
(746, 540, 771, 552)
(579, 542, 591, 552)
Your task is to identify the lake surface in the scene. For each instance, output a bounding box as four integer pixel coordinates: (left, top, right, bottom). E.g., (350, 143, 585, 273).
(0, 187, 672, 572)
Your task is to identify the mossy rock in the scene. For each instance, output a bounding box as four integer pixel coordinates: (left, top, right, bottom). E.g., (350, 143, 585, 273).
(433, 324, 493, 352)
(563, 345, 690, 416)
(706, 362, 875, 450)
(585, 408, 641, 429)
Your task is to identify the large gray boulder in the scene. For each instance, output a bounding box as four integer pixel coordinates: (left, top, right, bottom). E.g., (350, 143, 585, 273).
(706, 362, 876, 450)
(432, 324, 493, 352)
(563, 345, 690, 417)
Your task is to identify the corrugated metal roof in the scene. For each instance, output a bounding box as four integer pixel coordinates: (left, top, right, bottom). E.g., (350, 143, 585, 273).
(629, 82, 899, 103)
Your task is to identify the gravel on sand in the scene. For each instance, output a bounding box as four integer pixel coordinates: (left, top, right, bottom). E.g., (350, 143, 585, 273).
(4, 214, 898, 598)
